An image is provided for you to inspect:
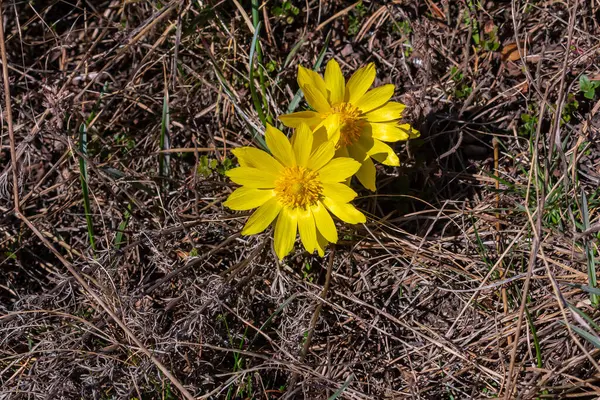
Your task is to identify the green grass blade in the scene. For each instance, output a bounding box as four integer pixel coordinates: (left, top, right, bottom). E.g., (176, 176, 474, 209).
(524, 304, 542, 368)
(159, 90, 171, 181)
(567, 302, 600, 332)
(250, 293, 299, 346)
(249, 21, 267, 126)
(581, 189, 598, 306)
(182, 7, 216, 39)
(250, 0, 270, 121)
(328, 374, 354, 400)
(564, 283, 600, 296)
(470, 215, 493, 269)
(114, 202, 132, 249)
(100, 166, 156, 196)
(200, 38, 267, 150)
(79, 121, 95, 252)
(286, 30, 332, 114)
(77, 82, 109, 252)
(283, 36, 306, 69)
(562, 321, 600, 349)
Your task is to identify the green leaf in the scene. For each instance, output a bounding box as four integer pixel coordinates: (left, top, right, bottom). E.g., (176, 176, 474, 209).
(580, 74, 592, 91)
(581, 189, 599, 306)
(584, 89, 596, 100)
(580, 74, 598, 99)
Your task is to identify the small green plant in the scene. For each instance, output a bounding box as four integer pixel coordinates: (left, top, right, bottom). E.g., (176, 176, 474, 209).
(114, 132, 135, 151)
(579, 74, 600, 99)
(197, 156, 217, 177)
(197, 156, 233, 177)
(518, 106, 538, 138)
(348, 1, 367, 36)
(218, 157, 233, 175)
(480, 24, 500, 52)
(302, 260, 314, 282)
(561, 94, 579, 125)
(390, 20, 412, 57)
(265, 59, 278, 74)
(464, 0, 499, 52)
(391, 20, 412, 36)
(449, 66, 472, 99)
(272, 1, 299, 25)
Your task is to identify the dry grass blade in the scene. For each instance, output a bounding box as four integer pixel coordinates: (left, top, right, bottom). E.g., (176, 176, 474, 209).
(0, 1, 20, 213)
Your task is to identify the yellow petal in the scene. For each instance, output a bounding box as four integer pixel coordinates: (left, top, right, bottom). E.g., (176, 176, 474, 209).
(242, 197, 282, 235)
(298, 208, 317, 253)
(232, 147, 283, 172)
(314, 230, 329, 257)
(322, 182, 357, 203)
(302, 83, 331, 114)
(314, 113, 341, 141)
(368, 139, 400, 166)
(226, 167, 277, 188)
(312, 125, 330, 150)
(401, 123, 421, 138)
(298, 65, 328, 99)
(364, 102, 406, 122)
(356, 127, 375, 152)
(279, 111, 323, 128)
(335, 146, 350, 158)
(334, 147, 352, 186)
(224, 187, 275, 210)
(307, 141, 335, 171)
(311, 201, 338, 243)
(317, 158, 361, 182)
(354, 157, 377, 191)
(323, 197, 366, 224)
(324, 59, 345, 104)
(345, 63, 376, 104)
(274, 207, 298, 260)
(354, 84, 395, 114)
(370, 122, 411, 142)
(346, 129, 373, 163)
(291, 123, 313, 167)
(265, 124, 295, 167)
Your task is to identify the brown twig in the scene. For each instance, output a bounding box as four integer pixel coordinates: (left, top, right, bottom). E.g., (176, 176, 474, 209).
(0, 1, 20, 214)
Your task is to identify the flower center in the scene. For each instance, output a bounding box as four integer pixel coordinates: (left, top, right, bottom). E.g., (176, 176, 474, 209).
(275, 166, 322, 208)
(331, 102, 365, 146)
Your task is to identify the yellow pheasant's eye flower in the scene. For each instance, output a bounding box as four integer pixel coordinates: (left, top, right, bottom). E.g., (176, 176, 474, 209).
(224, 123, 366, 260)
(279, 59, 419, 191)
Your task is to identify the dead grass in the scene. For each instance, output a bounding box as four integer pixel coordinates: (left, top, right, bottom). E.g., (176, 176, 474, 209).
(1, 0, 600, 399)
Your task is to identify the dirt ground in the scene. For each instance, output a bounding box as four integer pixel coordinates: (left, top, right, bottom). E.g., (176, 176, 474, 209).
(1, 0, 600, 399)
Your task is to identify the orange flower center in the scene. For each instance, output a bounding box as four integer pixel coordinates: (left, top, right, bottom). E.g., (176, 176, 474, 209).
(275, 166, 322, 208)
(331, 102, 365, 146)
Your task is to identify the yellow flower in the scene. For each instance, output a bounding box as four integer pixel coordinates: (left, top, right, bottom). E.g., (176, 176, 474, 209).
(224, 123, 366, 260)
(279, 59, 419, 191)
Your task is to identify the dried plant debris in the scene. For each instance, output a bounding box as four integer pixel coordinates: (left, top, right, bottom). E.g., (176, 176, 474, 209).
(1, 1, 600, 399)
